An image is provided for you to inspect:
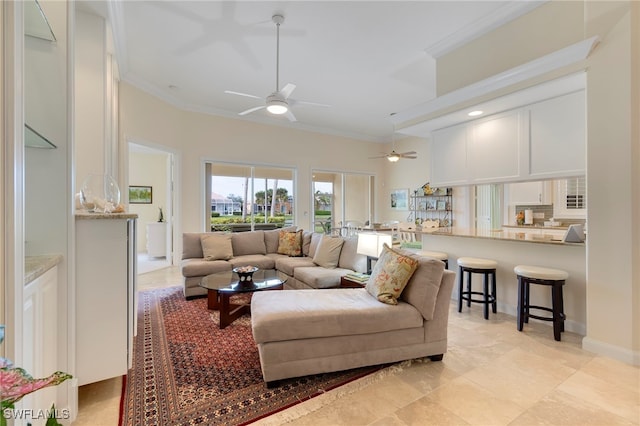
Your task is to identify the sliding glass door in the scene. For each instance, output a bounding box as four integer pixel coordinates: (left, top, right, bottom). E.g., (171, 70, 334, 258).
(312, 171, 374, 234)
(206, 163, 295, 231)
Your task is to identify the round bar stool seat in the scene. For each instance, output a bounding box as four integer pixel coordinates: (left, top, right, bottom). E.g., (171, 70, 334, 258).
(457, 257, 497, 320)
(514, 265, 568, 341)
(417, 250, 449, 268)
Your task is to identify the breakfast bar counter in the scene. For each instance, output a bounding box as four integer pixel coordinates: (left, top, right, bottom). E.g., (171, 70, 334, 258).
(418, 228, 583, 245)
(420, 228, 586, 335)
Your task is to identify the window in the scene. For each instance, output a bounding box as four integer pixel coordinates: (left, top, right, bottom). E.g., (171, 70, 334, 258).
(554, 177, 586, 219)
(312, 171, 374, 234)
(206, 163, 295, 231)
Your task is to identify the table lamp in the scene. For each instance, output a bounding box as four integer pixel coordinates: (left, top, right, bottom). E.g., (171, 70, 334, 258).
(356, 232, 393, 274)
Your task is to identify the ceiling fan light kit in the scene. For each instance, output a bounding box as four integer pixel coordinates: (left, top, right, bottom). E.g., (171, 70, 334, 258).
(224, 14, 329, 121)
(387, 153, 401, 162)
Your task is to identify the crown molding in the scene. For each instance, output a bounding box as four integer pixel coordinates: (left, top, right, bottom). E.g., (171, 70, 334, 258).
(392, 36, 599, 132)
(424, 1, 548, 59)
(107, 0, 128, 75)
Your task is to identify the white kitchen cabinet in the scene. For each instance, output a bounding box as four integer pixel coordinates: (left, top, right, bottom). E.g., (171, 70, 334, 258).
(22, 266, 58, 424)
(76, 214, 137, 386)
(528, 90, 586, 178)
(430, 124, 469, 186)
(506, 181, 553, 205)
(469, 110, 523, 183)
(146, 222, 167, 257)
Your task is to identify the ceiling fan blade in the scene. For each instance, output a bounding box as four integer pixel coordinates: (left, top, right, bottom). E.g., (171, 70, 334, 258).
(400, 155, 418, 159)
(397, 151, 417, 156)
(279, 83, 296, 99)
(238, 105, 265, 116)
(292, 99, 331, 108)
(224, 90, 263, 100)
(285, 109, 297, 122)
(368, 155, 389, 159)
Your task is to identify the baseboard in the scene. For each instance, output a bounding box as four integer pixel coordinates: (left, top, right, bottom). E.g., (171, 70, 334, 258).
(582, 336, 640, 366)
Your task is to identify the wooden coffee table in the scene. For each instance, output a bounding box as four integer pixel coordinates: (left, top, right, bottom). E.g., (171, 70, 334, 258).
(200, 269, 285, 329)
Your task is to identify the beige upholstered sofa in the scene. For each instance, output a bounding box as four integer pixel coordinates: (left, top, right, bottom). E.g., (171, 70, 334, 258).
(251, 253, 455, 384)
(181, 228, 367, 298)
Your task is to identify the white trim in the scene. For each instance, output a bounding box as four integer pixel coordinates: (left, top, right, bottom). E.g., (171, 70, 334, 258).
(393, 37, 599, 130)
(424, 1, 548, 58)
(582, 336, 640, 366)
(106, 0, 127, 76)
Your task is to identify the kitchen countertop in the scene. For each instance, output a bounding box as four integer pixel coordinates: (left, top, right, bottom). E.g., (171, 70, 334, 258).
(502, 224, 569, 230)
(419, 228, 585, 246)
(25, 254, 63, 285)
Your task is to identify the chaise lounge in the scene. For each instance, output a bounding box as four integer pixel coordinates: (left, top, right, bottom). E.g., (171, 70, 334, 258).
(251, 247, 455, 385)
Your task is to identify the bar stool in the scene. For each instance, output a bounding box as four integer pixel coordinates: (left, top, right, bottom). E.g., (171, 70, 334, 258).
(514, 265, 568, 341)
(457, 257, 497, 320)
(417, 250, 449, 268)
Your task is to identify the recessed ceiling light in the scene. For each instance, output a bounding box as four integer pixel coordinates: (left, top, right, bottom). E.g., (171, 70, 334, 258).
(468, 110, 483, 117)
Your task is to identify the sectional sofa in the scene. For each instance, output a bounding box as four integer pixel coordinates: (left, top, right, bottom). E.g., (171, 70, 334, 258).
(180, 227, 367, 298)
(251, 251, 456, 384)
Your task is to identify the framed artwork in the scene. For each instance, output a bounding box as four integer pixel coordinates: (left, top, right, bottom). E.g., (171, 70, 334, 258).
(129, 186, 153, 204)
(437, 200, 447, 210)
(390, 189, 409, 210)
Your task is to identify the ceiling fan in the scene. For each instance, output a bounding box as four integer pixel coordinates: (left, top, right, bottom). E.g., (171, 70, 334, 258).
(224, 14, 330, 122)
(369, 119, 417, 162)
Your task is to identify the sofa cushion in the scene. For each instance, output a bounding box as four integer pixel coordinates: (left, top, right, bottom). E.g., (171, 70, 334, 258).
(200, 233, 233, 261)
(308, 232, 323, 258)
(277, 230, 303, 256)
(251, 289, 424, 343)
(264, 226, 296, 253)
(313, 235, 344, 268)
(183, 232, 208, 259)
(302, 231, 313, 256)
(397, 250, 445, 320)
(293, 266, 350, 289)
(181, 258, 231, 278)
(275, 256, 316, 276)
(228, 255, 275, 270)
(366, 244, 419, 305)
(231, 230, 266, 256)
(338, 237, 366, 272)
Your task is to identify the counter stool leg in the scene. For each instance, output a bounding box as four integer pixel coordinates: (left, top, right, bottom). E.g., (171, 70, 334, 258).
(466, 270, 472, 308)
(483, 273, 489, 320)
(491, 271, 497, 314)
(517, 276, 525, 331)
(559, 283, 565, 332)
(524, 280, 531, 324)
(457, 267, 464, 313)
(551, 282, 564, 341)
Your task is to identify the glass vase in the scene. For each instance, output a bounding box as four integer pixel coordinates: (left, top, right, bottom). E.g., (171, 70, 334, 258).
(80, 174, 121, 213)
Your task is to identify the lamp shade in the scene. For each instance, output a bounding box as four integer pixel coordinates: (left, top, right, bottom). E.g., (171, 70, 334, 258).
(356, 232, 393, 258)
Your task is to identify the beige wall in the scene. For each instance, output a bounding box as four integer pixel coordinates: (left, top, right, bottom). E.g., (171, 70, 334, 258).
(437, 1, 584, 95)
(435, 0, 639, 363)
(119, 84, 388, 237)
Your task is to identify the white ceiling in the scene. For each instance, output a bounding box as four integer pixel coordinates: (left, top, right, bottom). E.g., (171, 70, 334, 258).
(79, 1, 544, 142)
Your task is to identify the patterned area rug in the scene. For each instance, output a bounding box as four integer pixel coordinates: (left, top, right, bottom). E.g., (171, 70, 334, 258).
(120, 286, 386, 425)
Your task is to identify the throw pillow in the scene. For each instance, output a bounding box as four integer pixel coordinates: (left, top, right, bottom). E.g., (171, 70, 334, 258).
(200, 233, 233, 261)
(366, 243, 419, 305)
(312, 235, 345, 268)
(277, 230, 303, 256)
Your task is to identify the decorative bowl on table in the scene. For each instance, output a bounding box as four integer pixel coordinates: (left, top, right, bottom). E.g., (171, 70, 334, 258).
(233, 266, 259, 284)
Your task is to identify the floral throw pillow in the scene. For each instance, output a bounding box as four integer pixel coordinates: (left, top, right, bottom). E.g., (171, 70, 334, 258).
(277, 230, 303, 257)
(366, 243, 419, 305)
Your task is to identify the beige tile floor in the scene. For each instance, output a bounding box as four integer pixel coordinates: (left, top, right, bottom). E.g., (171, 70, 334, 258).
(75, 266, 640, 425)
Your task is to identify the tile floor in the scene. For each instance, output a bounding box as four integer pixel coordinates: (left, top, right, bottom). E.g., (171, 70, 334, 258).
(75, 266, 640, 425)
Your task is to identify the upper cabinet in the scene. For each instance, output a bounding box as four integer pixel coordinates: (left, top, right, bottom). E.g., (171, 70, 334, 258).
(528, 91, 586, 178)
(469, 110, 524, 183)
(429, 90, 585, 187)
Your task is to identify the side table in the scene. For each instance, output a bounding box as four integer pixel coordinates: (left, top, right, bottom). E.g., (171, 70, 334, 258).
(340, 276, 367, 288)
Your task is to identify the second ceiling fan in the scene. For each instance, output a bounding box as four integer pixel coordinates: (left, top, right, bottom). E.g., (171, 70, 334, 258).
(225, 14, 330, 122)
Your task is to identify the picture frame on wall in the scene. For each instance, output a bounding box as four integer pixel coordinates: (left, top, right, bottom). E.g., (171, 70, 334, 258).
(390, 189, 409, 210)
(129, 186, 153, 204)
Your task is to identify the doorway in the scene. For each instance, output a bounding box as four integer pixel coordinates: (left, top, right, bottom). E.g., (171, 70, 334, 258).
(128, 142, 176, 273)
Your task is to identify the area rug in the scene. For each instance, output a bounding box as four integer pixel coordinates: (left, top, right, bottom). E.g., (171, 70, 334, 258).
(119, 286, 387, 426)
